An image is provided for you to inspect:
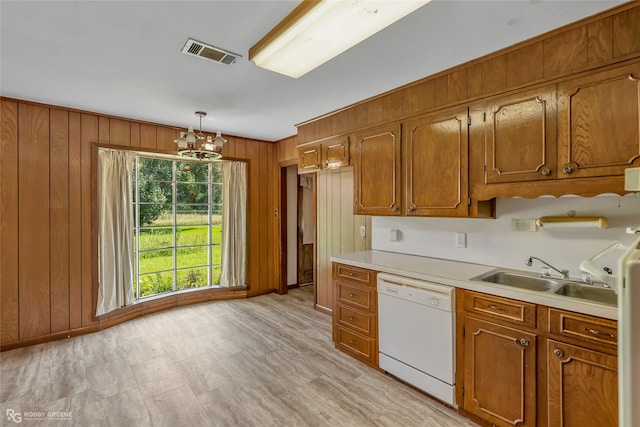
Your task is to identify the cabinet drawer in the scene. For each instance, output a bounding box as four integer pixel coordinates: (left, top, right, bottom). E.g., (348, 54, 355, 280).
(336, 305, 375, 336)
(334, 263, 375, 286)
(336, 326, 375, 361)
(549, 309, 617, 348)
(465, 291, 537, 328)
(336, 282, 375, 312)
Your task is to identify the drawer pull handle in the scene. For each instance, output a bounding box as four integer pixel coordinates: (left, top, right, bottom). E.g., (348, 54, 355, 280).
(348, 316, 358, 322)
(348, 293, 359, 298)
(348, 272, 355, 277)
(519, 338, 530, 347)
(488, 304, 508, 312)
(349, 339, 358, 345)
(554, 349, 564, 358)
(584, 327, 615, 338)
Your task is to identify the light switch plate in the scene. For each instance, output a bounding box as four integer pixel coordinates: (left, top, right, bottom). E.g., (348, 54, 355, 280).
(455, 232, 466, 248)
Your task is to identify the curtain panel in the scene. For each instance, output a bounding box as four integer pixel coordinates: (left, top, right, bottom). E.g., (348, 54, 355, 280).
(220, 161, 247, 287)
(96, 149, 136, 316)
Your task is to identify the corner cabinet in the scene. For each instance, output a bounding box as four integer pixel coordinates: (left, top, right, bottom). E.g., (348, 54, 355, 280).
(405, 107, 469, 217)
(557, 61, 640, 178)
(332, 263, 379, 369)
(353, 124, 402, 215)
(298, 135, 350, 174)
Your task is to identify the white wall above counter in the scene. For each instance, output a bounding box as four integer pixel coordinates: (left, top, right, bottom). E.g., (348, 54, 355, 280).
(372, 194, 640, 278)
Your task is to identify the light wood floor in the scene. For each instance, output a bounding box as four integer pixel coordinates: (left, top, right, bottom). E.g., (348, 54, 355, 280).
(0, 286, 477, 426)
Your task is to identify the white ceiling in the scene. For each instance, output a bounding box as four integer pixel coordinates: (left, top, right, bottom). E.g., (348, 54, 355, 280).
(0, 1, 626, 142)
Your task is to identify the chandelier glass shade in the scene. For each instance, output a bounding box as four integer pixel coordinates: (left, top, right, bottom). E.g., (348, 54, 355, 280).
(175, 111, 227, 160)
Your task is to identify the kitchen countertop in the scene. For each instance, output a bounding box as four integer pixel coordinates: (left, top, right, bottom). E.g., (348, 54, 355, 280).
(331, 250, 617, 321)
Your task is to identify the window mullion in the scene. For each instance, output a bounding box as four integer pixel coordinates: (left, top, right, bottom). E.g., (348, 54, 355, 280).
(172, 160, 177, 292)
(135, 156, 140, 300)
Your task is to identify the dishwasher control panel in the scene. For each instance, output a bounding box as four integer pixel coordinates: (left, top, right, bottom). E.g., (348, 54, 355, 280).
(378, 273, 454, 312)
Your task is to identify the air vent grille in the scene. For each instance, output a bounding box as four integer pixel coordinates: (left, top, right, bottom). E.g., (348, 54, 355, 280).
(181, 38, 241, 66)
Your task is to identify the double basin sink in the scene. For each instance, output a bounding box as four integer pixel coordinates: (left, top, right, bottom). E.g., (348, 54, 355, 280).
(471, 269, 617, 306)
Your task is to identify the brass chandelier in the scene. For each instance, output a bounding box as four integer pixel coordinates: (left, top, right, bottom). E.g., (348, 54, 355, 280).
(174, 111, 227, 160)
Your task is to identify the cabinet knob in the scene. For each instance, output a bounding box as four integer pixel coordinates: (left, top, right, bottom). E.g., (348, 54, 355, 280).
(348, 293, 359, 299)
(348, 272, 354, 276)
(554, 348, 564, 358)
(540, 168, 551, 176)
(519, 338, 530, 347)
(348, 316, 358, 322)
(562, 163, 577, 174)
(349, 339, 358, 345)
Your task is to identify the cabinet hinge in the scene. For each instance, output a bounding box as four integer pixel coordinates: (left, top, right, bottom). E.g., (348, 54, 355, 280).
(483, 164, 487, 174)
(467, 116, 471, 126)
(467, 197, 472, 206)
(462, 385, 465, 397)
(462, 327, 465, 337)
(483, 112, 486, 122)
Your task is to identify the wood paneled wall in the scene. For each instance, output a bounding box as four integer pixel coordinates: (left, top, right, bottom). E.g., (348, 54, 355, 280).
(316, 168, 371, 312)
(0, 98, 279, 349)
(296, 3, 640, 143)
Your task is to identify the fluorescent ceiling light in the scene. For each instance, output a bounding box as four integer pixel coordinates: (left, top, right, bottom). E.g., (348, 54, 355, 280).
(249, 0, 431, 78)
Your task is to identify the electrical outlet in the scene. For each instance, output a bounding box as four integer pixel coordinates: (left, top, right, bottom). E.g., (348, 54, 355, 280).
(360, 225, 366, 239)
(455, 232, 467, 248)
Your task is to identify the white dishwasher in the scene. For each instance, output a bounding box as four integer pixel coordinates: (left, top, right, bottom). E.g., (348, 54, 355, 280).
(377, 273, 456, 406)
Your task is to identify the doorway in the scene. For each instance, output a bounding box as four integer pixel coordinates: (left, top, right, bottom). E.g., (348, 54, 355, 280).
(279, 164, 315, 294)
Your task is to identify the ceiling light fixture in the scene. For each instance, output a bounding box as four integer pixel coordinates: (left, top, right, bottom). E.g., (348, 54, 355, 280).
(174, 111, 227, 160)
(249, 0, 431, 78)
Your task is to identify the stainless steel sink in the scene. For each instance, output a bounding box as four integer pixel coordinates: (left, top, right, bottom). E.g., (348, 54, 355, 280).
(553, 282, 617, 306)
(472, 270, 560, 292)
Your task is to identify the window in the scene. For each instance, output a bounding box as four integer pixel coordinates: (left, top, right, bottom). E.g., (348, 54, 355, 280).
(132, 156, 223, 299)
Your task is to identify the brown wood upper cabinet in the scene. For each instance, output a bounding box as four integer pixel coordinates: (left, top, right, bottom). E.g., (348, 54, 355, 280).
(353, 123, 402, 215)
(484, 86, 557, 184)
(405, 107, 469, 217)
(298, 135, 350, 173)
(557, 61, 640, 178)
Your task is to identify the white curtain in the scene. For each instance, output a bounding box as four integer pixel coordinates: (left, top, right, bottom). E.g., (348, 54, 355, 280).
(96, 149, 136, 316)
(220, 161, 247, 287)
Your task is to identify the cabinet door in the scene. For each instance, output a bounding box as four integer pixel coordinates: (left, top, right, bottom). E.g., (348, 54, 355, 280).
(547, 339, 617, 427)
(557, 62, 640, 178)
(463, 316, 537, 427)
(353, 124, 402, 215)
(298, 143, 321, 173)
(405, 108, 468, 217)
(322, 136, 349, 169)
(485, 86, 557, 183)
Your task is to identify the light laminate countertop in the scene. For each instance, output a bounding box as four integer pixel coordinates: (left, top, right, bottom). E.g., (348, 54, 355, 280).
(331, 250, 617, 321)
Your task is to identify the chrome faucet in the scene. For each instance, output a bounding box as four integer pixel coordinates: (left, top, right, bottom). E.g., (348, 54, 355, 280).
(526, 256, 570, 279)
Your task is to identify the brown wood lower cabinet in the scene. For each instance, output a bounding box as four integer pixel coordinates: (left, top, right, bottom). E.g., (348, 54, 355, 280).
(332, 263, 378, 369)
(547, 340, 618, 427)
(457, 290, 618, 427)
(462, 315, 537, 426)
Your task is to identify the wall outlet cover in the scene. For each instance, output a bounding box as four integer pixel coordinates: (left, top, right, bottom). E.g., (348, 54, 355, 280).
(455, 232, 466, 248)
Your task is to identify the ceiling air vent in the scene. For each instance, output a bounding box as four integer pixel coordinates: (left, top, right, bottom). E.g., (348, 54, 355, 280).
(181, 38, 241, 65)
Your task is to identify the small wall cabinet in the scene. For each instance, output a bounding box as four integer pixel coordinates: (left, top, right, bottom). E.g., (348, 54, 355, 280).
(484, 85, 557, 184)
(352, 123, 402, 215)
(557, 61, 640, 178)
(405, 107, 469, 217)
(297, 135, 350, 173)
